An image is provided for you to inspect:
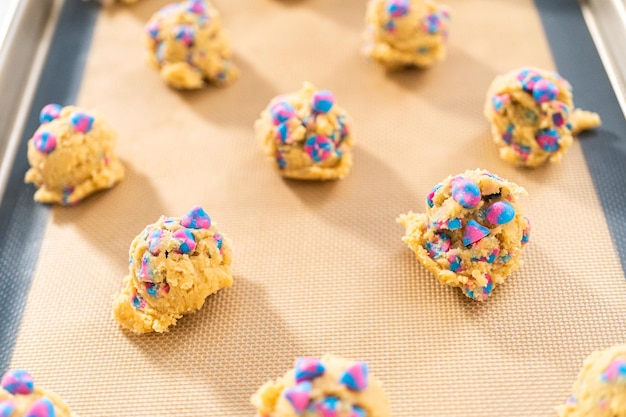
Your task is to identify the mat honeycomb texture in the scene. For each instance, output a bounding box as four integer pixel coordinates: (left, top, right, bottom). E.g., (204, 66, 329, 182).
(9, 0, 626, 416)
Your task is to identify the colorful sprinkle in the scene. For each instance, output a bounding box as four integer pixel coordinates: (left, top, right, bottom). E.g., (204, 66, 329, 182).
(33, 131, 57, 154)
(214, 233, 223, 253)
(426, 233, 451, 258)
(270, 102, 296, 126)
(69, 112, 94, 133)
(1, 369, 34, 395)
(173, 228, 196, 254)
(312, 90, 335, 113)
(463, 220, 490, 246)
(186, 0, 207, 14)
(39, 104, 62, 124)
(602, 358, 626, 382)
(426, 184, 442, 208)
(517, 68, 543, 91)
(25, 398, 55, 417)
(339, 361, 369, 391)
(447, 218, 462, 229)
(146, 21, 160, 40)
(452, 180, 481, 209)
(486, 201, 515, 225)
(276, 150, 287, 169)
(521, 217, 531, 244)
(174, 25, 194, 46)
(283, 381, 312, 414)
(145, 281, 170, 298)
(351, 405, 366, 417)
(131, 289, 147, 309)
(502, 124, 514, 144)
(532, 79, 559, 104)
(313, 397, 340, 417)
(294, 358, 325, 383)
(423, 11, 445, 34)
(463, 274, 493, 301)
(138, 254, 152, 282)
(536, 128, 560, 152)
(0, 401, 15, 417)
(448, 254, 462, 272)
(276, 123, 289, 143)
(337, 115, 350, 140)
(305, 135, 335, 163)
(181, 206, 211, 229)
(386, 0, 410, 18)
(147, 229, 164, 256)
(491, 94, 509, 113)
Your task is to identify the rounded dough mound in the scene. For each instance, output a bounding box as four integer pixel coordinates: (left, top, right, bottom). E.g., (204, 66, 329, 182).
(112, 206, 233, 333)
(24, 104, 124, 206)
(397, 169, 530, 301)
(364, 0, 450, 69)
(484, 67, 601, 168)
(145, 0, 239, 89)
(559, 345, 626, 417)
(255, 82, 354, 181)
(252, 355, 390, 417)
(0, 369, 73, 417)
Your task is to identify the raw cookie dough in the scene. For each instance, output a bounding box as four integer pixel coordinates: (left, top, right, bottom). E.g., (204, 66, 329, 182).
(397, 169, 530, 301)
(252, 355, 390, 417)
(256, 82, 354, 180)
(145, 0, 239, 89)
(0, 369, 73, 417)
(112, 206, 233, 333)
(484, 67, 602, 168)
(559, 344, 626, 417)
(24, 104, 124, 206)
(364, 0, 450, 69)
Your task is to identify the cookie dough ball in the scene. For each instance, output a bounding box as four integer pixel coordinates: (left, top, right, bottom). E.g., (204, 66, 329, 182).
(112, 206, 233, 333)
(397, 169, 530, 301)
(0, 369, 73, 417)
(256, 82, 354, 180)
(145, 0, 239, 89)
(364, 0, 450, 69)
(559, 345, 626, 417)
(24, 104, 124, 206)
(484, 67, 602, 168)
(252, 355, 390, 417)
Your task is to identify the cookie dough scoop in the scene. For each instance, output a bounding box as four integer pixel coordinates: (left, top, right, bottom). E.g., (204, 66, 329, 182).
(252, 355, 391, 417)
(559, 344, 626, 417)
(145, 0, 239, 89)
(364, 0, 450, 69)
(256, 82, 354, 180)
(113, 206, 233, 333)
(398, 169, 530, 301)
(484, 67, 601, 168)
(24, 104, 124, 205)
(0, 369, 73, 417)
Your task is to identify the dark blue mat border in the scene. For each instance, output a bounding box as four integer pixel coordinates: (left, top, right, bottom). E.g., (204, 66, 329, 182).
(534, 0, 626, 275)
(0, 0, 100, 373)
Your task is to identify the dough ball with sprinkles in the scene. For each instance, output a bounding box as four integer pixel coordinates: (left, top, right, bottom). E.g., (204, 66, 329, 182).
(252, 355, 390, 417)
(397, 169, 530, 301)
(484, 67, 601, 168)
(0, 369, 73, 417)
(559, 344, 626, 417)
(145, 0, 238, 89)
(255, 82, 354, 180)
(364, 0, 450, 70)
(112, 206, 233, 333)
(24, 104, 124, 206)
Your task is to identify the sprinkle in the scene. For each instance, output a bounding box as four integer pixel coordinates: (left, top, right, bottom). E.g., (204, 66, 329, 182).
(24, 398, 55, 417)
(386, 0, 410, 18)
(512, 143, 531, 160)
(174, 25, 195, 46)
(270, 101, 296, 126)
(214, 233, 223, 253)
(491, 94, 509, 113)
(447, 218, 462, 230)
(145, 21, 159, 40)
(602, 358, 626, 382)
(0, 401, 15, 417)
(425, 233, 451, 258)
(532, 79, 559, 103)
(314, 397, 340, 417)
(69, 112, 94, 133)
(276, 123, 289, 143)
(131, 289, 147, 309)
(423, 12, 445, 34)
(463, 274, 493, 301)
(1, 370, 34, 395)
(339, 361, 369, 391)
(502, 124, 514, 144)
(384, 20, 396, 32)
(33, 131, 57, 154)
(283, 381, 312, 414)
(276, 150, 287, 169)
(312, 90, 335, 113)
(536, 128, 560, 152)
(486, 201, 515, 225)
(39, 104, 62, 124)
(452, 180, 481, 209)
(295, 358, 325, 383)
(499, 254, 512, 263)
(351, 405, 366, 417)
(517, 69, 543, 91)
(147, 229, 164, 256)
(181, 206, 211, 229)
(521, 217, 530, 244)
(426, 184, 442, 208)
(186, 0, 207, 14)
(145, 282, 170, 298)
(463, 220, 490, 246)
(138, 254, 152, 282)
(173, 228, 196, 254)
(305, 135, 335, 163)
(448, 254, 462, 272)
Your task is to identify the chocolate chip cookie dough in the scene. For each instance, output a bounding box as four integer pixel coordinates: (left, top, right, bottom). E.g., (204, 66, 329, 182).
(24, 104, 124, 206)
(0, 369, 73, 417)
(559, 344, 626, 417)
(113, 206, 233, 333)
(484, 67, 601, 168)
(252, 355, 390, 417)
(145, 0, 238, 89)
(398, 169, 530, 301)
(364, 0, 450, 69)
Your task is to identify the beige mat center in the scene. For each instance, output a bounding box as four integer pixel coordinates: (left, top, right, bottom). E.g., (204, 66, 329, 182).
(9, 0, 626, 416)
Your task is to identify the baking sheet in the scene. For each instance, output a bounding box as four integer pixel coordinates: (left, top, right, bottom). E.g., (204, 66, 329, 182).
(6, 0, 626, 416)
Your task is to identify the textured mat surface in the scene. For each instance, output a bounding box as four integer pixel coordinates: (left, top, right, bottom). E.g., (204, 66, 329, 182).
(6, 0, 626, 416)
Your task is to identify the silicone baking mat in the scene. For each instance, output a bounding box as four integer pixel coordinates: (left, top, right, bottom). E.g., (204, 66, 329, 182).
(3, 0, 626, 416)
